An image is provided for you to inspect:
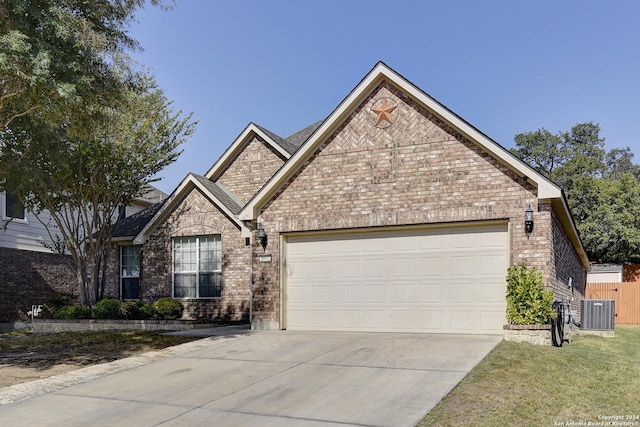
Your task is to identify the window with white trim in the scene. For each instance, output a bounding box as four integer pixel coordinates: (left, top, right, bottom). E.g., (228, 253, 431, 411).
(173, 235, 222, 298)
(2, 191, 26, 221)
(121, 246, 140, 300)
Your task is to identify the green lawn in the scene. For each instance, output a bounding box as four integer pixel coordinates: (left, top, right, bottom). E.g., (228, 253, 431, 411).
(419, 326, 640, 426)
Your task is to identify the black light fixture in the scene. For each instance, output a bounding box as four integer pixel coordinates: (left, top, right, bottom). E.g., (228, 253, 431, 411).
(256, 224, 268, 251)
(525, 205, 534, 234)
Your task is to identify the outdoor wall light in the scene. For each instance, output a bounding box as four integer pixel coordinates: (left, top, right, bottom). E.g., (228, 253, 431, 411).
(257, 224, 268, 251)
(525, 205, 534, 234)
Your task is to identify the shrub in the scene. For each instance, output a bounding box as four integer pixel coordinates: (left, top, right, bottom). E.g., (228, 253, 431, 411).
(153, 298, 184, 320)
(54, 305, 92, 319)
(121, 301, 141, 320)
(92, 298, 123, 319)
(41, 292, 79, 318)
(139, 303, 156, 320)
(121, 301, 156, 320)
(506, 263, 556, 325)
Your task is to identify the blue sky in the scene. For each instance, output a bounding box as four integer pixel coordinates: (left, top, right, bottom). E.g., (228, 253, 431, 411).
(128, 1, 640, 194)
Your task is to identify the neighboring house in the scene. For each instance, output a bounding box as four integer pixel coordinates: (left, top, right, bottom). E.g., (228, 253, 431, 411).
(106, 62, 589, 334)
(587, 264, 623, 283)
(0, 185, 167, 321)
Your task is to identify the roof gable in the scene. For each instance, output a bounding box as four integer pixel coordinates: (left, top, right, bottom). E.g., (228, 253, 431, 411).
(133, 173, 251, 244)
(237, 62, 587, 267)
(240, 62, 563, 221)
(204, 123, 291, 181)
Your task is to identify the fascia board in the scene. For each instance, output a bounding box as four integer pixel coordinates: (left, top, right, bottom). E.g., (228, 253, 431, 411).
(133, 174, 250, 244)
(204, 124, 290, 180)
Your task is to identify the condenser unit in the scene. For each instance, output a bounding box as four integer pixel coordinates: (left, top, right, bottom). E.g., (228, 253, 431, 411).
(581, 299, 615, 330)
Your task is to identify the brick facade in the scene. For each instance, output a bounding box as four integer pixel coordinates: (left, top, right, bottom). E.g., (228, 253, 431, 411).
(215, 136, 286, 205)
(141, 187, 250, 321)
(0, 247, 77, 321)
(252, 81, 586, 326)
(549, 206, 587, 315)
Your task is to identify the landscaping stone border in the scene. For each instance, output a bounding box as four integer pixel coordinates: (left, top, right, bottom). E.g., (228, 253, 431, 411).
(31, 319, 221, 333)
(503, 324, 552, 346)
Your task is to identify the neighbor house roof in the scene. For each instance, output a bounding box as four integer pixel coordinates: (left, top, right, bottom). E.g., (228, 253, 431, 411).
(237, 61, 589, 268)
(112, 201, 165, 240)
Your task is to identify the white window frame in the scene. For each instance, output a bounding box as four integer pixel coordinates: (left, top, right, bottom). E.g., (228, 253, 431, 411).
(172, 235, 222, 299)
(120, 245, 141, 300)
(2, 191, 27, 223)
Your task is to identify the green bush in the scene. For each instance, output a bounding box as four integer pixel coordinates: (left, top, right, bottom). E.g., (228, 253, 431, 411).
(41, 292, 79, 318)
(54, 305, 92, 319)
(92, 298, 123, 319)
(121, 301, 156, 320)
(139, 303, 156, 320)
(506, 263, 556, 325)
(153, 298, 184, 320)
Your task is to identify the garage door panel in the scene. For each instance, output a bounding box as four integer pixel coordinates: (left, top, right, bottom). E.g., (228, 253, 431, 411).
(363, 285, 385, 303)
(338, 285, 360, 303)
(416, 284, 443, 303)
(450, 310, 476, 331)
(450, 255, 476, 276)
(480, 254, 508, 275)
(417, 255, 444, 276)
(285, 224, 508, 334)
(450, 283, 477, 303)
(391, 283, 415, 303)
(418, 232, 444, 250)
(479, 289, 507, 303)
(311, 285, 333, 303)
(363, 257, 385, 278)
(392, 256, 415, 277)
(338, 259, 360, 278)
(362, 310, 386, 329)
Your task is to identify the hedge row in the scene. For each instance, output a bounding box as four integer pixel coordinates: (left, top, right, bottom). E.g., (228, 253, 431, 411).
(53, 298, 184, 320)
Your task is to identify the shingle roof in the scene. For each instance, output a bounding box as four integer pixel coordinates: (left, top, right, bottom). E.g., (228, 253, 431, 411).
(112, 201, 165, 238)
(254, 120, 325, 156)
(253, 124, 293, 155)
(284, 119, 324, 152)
(191, 174, 242, 215)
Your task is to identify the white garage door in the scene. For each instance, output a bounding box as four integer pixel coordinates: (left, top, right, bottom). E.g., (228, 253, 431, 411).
(284, 224, 508, 334)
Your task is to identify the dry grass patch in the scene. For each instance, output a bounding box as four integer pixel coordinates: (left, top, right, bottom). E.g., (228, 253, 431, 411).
(0, 330, 198, 371)
(419, 326, 640, 426)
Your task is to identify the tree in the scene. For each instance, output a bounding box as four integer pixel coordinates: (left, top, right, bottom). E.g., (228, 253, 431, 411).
(1, 75, 195, 305)
(0, 0, 170, 176)
(0, 0, 195, 306)
(511, 123, 640, 264)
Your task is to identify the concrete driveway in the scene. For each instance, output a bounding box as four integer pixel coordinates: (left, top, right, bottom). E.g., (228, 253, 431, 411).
(0, 327, 501, 426)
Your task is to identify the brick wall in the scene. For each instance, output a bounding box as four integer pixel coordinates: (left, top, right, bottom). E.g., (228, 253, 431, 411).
(215, 136, 286, 205)
(141, 187, 250, 321)
(0, 247, 77, 321)
(549, 206, 587, 316)
(253, 81, 584, 325)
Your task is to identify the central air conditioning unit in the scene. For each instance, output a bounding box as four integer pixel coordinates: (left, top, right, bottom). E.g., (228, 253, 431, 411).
(581, 299, 615, 330)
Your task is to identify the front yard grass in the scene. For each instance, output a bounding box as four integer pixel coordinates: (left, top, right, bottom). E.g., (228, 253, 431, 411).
(419, 326, 640, 426)
(0, 330, 198, 371)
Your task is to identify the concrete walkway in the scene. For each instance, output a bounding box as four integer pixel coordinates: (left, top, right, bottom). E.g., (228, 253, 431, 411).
(0, 327, 501, 427)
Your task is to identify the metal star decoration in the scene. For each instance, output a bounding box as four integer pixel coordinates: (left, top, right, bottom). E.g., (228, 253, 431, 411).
(372, 98, 398, 126)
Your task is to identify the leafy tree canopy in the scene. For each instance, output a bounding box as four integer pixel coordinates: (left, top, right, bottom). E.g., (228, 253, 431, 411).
(511, 123, 640, 264)
(0, 0, 195, 306)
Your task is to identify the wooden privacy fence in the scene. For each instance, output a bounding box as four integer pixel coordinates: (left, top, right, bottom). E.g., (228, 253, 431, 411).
(586, 282, 640, 325)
